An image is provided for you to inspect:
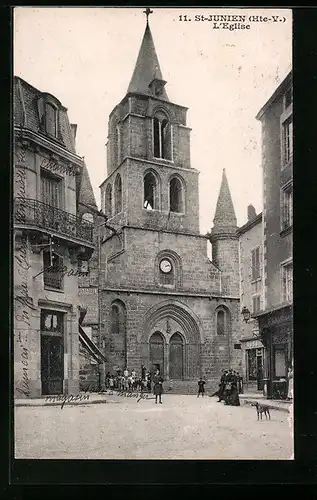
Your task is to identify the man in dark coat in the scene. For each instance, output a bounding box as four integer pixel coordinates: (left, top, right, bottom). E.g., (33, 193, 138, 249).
(217, 369, 228, 402)
(153, 369, 163, 404)
(236, 371, 243, 394)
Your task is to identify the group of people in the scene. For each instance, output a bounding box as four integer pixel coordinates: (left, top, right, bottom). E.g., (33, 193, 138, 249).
(105, 365, 245, 407)
(105, 366, 158, 394)
(105, 366, 164, 403)
(212, 368, 243, 406)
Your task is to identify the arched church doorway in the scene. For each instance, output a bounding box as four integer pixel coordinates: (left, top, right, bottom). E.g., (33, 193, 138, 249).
(142, 301, 202, 381)
(149, 332, 164, 375)
(169, 332, 184, 380)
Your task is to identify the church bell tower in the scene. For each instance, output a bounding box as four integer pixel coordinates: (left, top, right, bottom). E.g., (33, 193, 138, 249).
(101, 10, 200, 236)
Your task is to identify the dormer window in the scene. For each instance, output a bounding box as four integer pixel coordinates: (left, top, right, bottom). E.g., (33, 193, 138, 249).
(149, 77, 167, 98)
(46, 103, 58, 137)
(38, 95, 60, 138)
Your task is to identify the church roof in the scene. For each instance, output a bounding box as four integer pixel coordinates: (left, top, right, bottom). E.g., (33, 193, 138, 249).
(127, 22, 169, 101)
(213, 169, 237, 227)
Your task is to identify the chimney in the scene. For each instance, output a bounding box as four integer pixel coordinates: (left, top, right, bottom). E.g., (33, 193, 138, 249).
(247, 204, 257, 221)
(70, 124, 77, 146)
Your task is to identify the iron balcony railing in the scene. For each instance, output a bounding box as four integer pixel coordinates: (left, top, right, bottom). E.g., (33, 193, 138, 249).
(14, 198, 94, 244)
(44, 269, 63, 290)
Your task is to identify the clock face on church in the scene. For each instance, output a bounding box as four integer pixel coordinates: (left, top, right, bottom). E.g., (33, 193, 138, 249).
(160, 259, 172, 274)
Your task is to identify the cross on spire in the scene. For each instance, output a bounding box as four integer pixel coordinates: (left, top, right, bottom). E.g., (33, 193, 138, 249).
(143, 7, 153, 24)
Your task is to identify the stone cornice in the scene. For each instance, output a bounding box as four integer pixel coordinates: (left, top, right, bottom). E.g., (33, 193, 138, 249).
(209, 230, 238, 242)
(99, 157, 198, 188)
(102, 287, 239, 300)
(121, 224, 204, 239)
(14, 126, 84, 168)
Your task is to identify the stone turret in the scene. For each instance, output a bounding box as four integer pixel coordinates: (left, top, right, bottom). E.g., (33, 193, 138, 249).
(209, 169, 239, 297)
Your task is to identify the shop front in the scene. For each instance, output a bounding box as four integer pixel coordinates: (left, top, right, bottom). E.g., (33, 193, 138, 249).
(255, 304, 293, 400)
(240, 337, 265, 392)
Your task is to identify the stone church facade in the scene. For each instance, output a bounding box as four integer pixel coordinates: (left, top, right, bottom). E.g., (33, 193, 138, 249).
(98, 20, 242, 391)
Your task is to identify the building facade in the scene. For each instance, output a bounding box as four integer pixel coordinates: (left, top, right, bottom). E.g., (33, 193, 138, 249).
(253, 71, 293, 399)
(97, 20, 242, 392)
(238, 205, 264, 392)
(13, 77, 103, 398)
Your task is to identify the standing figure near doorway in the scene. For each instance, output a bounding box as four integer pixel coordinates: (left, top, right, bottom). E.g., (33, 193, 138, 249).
(153, 369, 164, 404)
(197, 377, 206, 397)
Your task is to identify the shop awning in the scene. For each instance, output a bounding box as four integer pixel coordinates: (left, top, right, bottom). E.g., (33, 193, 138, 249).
(78, 307, 107, 364)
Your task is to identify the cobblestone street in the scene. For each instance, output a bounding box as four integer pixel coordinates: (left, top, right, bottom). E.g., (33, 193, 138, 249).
(14, 395, 293, 460)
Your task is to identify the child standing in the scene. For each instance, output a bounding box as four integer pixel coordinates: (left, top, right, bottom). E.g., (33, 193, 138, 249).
(197, 377, 206, 397)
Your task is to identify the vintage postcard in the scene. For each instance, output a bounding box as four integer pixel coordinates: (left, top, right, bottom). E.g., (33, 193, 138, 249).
(13, 7, 293, 460)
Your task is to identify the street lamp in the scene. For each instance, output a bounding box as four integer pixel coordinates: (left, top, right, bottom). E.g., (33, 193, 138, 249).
(241, 306, 251, 323)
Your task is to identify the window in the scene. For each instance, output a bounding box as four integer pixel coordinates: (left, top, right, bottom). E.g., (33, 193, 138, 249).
(43, 251, 63, 290)
(114, 174, 122, 214)
(153, 112, 172, 160)
(281, 261, 293, 302)
(110, 301, 126, 335)
(41, 170, 63, 208)
(251, 247, 260, 281)
(105, 184, 112, 217)
(111, 304, 120, 335)
(252, 295, 261, 314)
(41, 310, 64, 332)
(46, 103, 58, 137)
(281, 184, 293, 230)
(217, 310, 225, 335)
(282, 116, 293, 165)
(169, 177, 184, 213)
(144, 172, 158, 210)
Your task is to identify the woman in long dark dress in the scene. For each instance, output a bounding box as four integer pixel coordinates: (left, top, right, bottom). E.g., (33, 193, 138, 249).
(226, 371, 240, 406)
(153, 370, 163, 404)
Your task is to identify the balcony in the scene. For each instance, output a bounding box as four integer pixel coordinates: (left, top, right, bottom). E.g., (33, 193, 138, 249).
(14, 198, 94, 246)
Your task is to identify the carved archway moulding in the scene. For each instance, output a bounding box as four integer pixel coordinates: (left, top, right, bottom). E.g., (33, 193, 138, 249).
(141, 299, 204, 344)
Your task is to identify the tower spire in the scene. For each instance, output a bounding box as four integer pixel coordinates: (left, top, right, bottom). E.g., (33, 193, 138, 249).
(127, 8, 169, 100)
(213, 169, 237, 228)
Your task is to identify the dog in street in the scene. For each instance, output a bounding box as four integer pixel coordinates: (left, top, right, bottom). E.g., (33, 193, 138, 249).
(251, 401, 271, 420)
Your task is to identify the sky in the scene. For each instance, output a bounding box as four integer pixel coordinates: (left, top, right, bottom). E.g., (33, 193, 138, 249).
(14, 7, 292, 233)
